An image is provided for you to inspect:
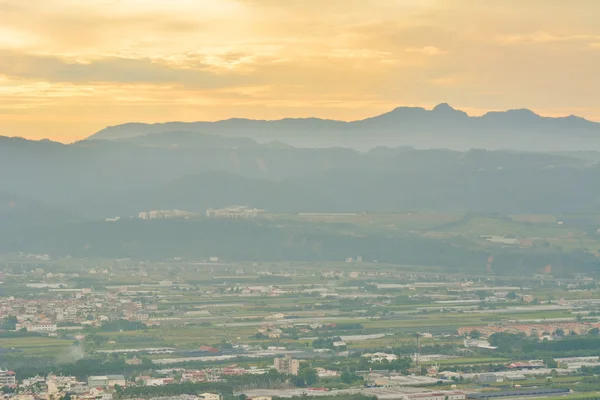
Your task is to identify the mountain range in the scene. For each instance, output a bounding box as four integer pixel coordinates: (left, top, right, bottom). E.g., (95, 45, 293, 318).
(2, 104, 600, 224)
(3, 117, 600, 266)
(88, 103, 600, 152)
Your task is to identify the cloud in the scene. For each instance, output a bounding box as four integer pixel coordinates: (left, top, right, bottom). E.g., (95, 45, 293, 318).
(406, 46, 447, 56)
(497, 31, 600, 45)
(429, 76, 460, 87)
(0, 51, 252, 88)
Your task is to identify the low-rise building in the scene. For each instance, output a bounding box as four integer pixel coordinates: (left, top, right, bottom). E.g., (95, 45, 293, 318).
(363, 352, 398, 363)
(402, 391, 466, 400)
(87, 375, 126, 388)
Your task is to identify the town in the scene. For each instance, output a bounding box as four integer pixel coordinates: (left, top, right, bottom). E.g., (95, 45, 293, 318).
(2, 255, 600, 400)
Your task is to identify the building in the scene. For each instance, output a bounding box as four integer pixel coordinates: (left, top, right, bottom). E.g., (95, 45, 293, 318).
(0, 369, 16, 387)
(402, 392, 466, 400)
(467, 388, 569, 399)
(199, 393, 221, 400)
(16, 323, 57, 333)
(508, 360, 545, 369)
(363, 352, 399, 363)
(87, 375, 126, 388)
(274, 354, 300, 376)
(138, 210, 198, 220)
(316, 368, 339, 378)
(205, 206, 263, 219)
(475, 373, 498, 384)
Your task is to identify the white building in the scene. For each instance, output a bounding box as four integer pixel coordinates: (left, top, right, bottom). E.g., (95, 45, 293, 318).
(0, 369, 16, 387)
(16, 323, 57, 333)
(362, 352, 398, 363)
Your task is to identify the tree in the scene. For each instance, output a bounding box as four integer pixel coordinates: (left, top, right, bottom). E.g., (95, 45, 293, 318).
(470, 330, 481, 339)
(341, 372, 362, 385)
(1, 316, 18, 331)
(488, 332, 527, 353)
(475, 290, 491, 300)
(544, 358, 558, 369)
(294, 368, 318, 387)
(554, 328, 565, 337)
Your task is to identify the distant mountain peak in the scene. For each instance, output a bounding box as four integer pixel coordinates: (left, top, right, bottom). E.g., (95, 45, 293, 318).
(432, 103, 455, 112)
(389, 105, 427, 113)
(506, 108, 539, 117)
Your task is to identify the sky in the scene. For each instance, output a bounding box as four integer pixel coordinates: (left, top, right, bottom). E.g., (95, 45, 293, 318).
(1, 0, 600, 142)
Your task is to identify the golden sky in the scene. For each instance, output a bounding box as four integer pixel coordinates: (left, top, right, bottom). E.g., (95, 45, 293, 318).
(1, 0, 600, 141)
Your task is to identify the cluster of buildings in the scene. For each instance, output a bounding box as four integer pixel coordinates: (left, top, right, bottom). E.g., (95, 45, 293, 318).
(5, 372, 227, 400)
(15, 374, 120, 400)
(138, 210, 199, 220)
(136, 206, 265, 220)
(0, 288, 162, 333)
(205, 206, 264, 219)
(458, 321, 600, 338)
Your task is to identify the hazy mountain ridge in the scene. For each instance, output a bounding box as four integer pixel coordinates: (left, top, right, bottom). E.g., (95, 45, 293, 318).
(87, 104, 600, 151)
(1, 131, 599, 217)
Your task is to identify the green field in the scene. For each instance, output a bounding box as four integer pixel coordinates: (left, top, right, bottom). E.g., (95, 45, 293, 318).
(0, 336, 74, 356)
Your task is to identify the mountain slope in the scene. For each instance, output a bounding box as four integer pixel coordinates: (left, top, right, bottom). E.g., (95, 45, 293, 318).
(0, 190, 78, 226)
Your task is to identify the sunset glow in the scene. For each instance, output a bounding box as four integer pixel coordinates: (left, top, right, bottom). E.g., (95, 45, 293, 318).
(1, 0, 600, 141)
